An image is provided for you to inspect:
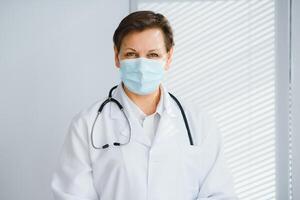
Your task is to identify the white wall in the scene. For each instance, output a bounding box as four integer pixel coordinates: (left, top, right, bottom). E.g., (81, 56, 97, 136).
(0, 1, 129, 199)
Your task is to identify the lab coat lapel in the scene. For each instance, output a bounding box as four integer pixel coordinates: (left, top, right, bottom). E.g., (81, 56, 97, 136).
(109, 83, 152, 147)
(152, 109, 180, 146)
(152, 83, 181, 146)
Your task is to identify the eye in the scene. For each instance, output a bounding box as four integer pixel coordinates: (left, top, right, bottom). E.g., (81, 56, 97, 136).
(148, 53, 159, 58)
(125, 52, 137, 57)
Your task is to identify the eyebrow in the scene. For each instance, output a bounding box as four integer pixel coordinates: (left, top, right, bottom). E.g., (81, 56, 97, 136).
(124, 48, 160, 52)
(125, 48, 137, 51)
(149, 49, 160, 52)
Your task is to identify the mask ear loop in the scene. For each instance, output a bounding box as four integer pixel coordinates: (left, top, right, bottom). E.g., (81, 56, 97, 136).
(157, 55, 167, 72)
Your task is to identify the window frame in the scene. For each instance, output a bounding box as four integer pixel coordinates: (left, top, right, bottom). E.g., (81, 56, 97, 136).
(275, 0, 291, 199)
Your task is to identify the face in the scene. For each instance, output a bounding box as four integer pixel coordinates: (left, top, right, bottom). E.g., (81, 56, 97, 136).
(114, 28, 174, 70)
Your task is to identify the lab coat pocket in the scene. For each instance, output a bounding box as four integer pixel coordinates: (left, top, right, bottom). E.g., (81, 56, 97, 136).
(180, 144, 204, 200)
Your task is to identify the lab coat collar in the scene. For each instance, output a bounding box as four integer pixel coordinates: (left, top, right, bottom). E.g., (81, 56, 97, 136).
(109, 82, 178, 120)
(108, 82, 180, 147)
(118, 82, 164, 122)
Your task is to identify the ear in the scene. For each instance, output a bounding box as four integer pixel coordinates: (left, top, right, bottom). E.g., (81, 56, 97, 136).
(164, 46, 174, 71)
(114, 45, 120, 68)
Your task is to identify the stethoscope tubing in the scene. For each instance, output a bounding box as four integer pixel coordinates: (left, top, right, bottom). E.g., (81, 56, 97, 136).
(91, 85, 193, 149)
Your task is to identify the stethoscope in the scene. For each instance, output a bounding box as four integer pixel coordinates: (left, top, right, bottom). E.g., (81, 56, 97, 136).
(91, 85, 194, 149)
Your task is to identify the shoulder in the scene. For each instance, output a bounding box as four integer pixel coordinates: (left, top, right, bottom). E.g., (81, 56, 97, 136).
(70, 97, 108, 129)
(63, 97, 108, 145)
(172, 95, 221, 146)
(172, 95, 216, 126)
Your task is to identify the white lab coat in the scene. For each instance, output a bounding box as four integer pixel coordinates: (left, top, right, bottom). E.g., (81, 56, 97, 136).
(51, 83, 237, 200)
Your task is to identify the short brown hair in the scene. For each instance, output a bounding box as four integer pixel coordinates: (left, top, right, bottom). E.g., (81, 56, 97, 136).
(113, 10, 174, 53)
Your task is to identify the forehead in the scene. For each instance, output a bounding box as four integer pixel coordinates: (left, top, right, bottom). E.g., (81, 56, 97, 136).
(121, 28, 165, 52)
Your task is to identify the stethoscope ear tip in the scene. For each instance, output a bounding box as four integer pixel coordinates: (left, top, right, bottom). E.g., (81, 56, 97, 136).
(113, 142, 121, 146)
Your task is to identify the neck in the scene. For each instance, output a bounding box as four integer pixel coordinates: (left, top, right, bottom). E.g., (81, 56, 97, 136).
(122, 82, 161, 116)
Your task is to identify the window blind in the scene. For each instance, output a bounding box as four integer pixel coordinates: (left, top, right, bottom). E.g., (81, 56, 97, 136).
(137, 0, 276, 199)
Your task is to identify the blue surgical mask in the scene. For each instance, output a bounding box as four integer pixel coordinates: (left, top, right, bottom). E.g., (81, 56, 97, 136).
(119, 57, 166, 95)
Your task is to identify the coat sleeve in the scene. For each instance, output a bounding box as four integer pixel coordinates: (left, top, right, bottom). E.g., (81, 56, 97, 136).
(196, 113, 238, 200)
(51, 113, 99, 200)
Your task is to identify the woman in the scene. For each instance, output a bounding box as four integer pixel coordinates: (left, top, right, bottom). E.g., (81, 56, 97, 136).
(51, 11, 237, 200)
